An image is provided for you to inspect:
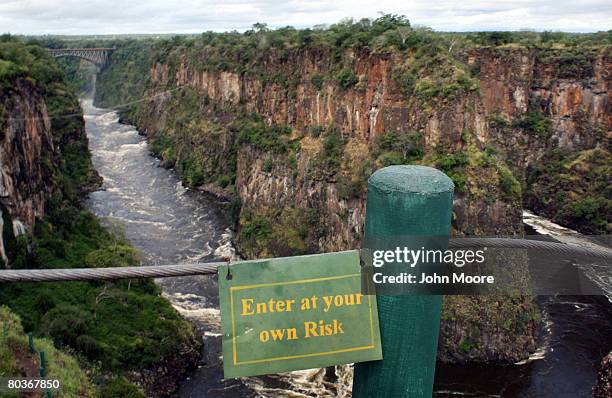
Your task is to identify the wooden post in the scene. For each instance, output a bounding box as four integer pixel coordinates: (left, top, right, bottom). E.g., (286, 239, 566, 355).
(353, 165, 454, 398)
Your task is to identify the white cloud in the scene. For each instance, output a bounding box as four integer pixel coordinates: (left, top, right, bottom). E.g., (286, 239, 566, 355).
(0, 0, 610, 34)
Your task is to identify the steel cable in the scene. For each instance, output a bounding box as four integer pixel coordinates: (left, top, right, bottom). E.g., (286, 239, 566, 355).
(449, 237, 612, 262)
(0, 238, 609, 283)
(0, 262, 225, 283)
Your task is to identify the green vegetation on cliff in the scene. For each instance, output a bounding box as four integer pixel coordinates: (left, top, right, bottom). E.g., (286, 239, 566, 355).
(60, 19, 608, 365)
(238, 207, 324, 258)
(0, 306, 95, 398)
(95, 39, 154, 113)
(0, 210, 197, 375)
(0, 38, 199, 396)
(526, 148, 611, 234)
(55, 57, 97, 96)
(85, 17, 608, 241)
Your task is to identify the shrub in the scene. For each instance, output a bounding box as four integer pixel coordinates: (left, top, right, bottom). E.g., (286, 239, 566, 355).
(98, 378, 144, 398)
(538, 50, 594, 79)
(84, 245, 140, 268)
(235, 118, 292, 154)
(430, 151, 471, 194)
(489, 113, 509, 129)
(309, 125, 325, 137)
(497, 165, 522, 200)
(311, 74, 325, 90)
(75, 334, 104, 359)
(217, 174, 231, 188)
(287, 152, 298, 170)
(447, 171, 467, 193)
(393, 68, 416, 96)
(42, 305, 90, 348)
(180, 156, 205, 186)
(512, 111, 552, 138)
(378, 151, 405, 166)
(336, 68, 358, 89)
(338, 179, 364, 200)
(473, 31, 514, 46)
(469, 60, 481, 77)
(374, 131, 423, 166)
(228, 197, 242, 227)
(322, 130, 345, 168)
(524, 148, 610, 234)
(435, 152, 470, 173)
(262, 157, 274, 172)
(555, 53, 593, 79)
(558, 197, 609, 233)
(240, 214, 273, 242)
(338, 160, 373, 200)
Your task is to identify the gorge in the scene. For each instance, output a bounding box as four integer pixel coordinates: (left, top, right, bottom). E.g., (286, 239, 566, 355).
(90, 23, 610, 396)
(0, 39, 201, 397)
(0, 20, 610, 397)
(92, 23, 610, 366)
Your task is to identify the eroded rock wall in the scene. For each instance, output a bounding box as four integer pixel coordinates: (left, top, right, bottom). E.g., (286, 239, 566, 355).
(0, 79, 55, 230)
(93, 41, 609, 363)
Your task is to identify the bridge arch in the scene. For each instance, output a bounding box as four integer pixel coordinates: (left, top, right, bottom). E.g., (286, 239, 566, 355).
(46, 48, 114, 68)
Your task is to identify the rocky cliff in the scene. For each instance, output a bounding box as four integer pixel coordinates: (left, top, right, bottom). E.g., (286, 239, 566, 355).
(94, 26, 609, 363)
(0, 78, 54, 250)
(1, 40, 202, 397)
(0, 45, 100, 266)
(136, 46, 524, 245)
(137, 44, 610, 239)
(594, 351, 612, 397)
(475, 48, 611, 234)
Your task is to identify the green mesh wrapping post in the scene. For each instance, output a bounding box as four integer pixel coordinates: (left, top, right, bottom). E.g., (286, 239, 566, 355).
(39, 351, 46, 378)
(28, 332, 35, 353)
(353, 165, 454, 398)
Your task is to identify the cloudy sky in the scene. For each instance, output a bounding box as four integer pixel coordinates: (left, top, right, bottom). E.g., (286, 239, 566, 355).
(1, 0, 610, 35)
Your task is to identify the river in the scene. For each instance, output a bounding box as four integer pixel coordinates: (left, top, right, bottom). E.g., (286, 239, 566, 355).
(434, 213, 612, 397)
(81, 99, 611, 397)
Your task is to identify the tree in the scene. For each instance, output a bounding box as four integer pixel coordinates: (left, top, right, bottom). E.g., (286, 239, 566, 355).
(372, 13, 410, 35)
(396, 26, 413, 46)
(475, 31, 513, 46)
(252, 22, 269, 33)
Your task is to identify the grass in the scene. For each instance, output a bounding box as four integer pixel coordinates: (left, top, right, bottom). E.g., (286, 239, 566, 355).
(0, 210, 197, 373)
(0, 306, 96, 398)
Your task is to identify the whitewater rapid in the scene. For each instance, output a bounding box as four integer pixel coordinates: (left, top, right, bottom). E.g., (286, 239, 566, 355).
(82, 99, 611, 397)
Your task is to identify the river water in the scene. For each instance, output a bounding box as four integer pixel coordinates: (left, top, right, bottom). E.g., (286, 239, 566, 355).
(434, 214, 612, 397)
(81, 99, 612, 398)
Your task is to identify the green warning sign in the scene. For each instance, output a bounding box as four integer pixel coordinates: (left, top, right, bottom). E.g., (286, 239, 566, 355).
(219, 250, 382, 378)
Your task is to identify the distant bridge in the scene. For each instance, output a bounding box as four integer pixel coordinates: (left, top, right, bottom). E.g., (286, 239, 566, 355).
(46, 47, 114, 68)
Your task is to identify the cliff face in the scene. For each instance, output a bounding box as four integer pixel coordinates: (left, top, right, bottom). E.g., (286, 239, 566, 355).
(153, 47, 610, 151)
(1, 41, 205, 397)
(94, 35, 608, 363)
(141, 48, 527, 247)
(475, 48, 610, 161)
(139, 46, 610, 242)
(0, 48, 100, 266)
(0, 79, 55, 231)
(472, 48, 611, 233)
